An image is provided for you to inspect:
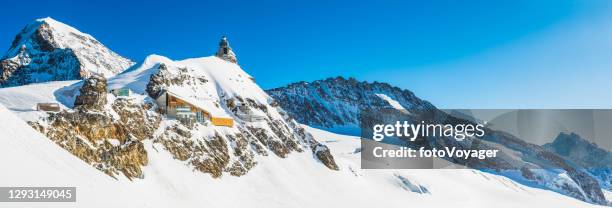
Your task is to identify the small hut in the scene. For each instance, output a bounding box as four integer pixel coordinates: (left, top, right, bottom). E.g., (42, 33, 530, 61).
(110, 88, 131, 98)
(36, 103, 60, 112)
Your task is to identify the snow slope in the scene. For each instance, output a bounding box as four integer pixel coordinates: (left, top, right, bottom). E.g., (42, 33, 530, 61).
(0, 80, 79, 121)
(0, 103, 136, 208)
(304, 126, 606, 207)
(0, 103, 602, 207)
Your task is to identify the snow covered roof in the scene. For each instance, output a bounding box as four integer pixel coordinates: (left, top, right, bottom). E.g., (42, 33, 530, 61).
(161, 89, 229, 118)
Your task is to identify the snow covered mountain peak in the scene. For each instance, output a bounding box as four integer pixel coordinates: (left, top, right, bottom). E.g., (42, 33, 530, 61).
(0, 17, 133, 87)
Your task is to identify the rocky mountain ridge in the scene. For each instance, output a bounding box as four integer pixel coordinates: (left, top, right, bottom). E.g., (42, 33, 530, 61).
(266, 76, 434, 130)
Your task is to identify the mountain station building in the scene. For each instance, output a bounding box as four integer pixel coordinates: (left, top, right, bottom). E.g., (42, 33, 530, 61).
(153, 90, 234, 127)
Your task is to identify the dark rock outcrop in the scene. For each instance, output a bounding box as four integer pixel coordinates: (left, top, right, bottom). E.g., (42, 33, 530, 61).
(74, 75, 107, 110)
(312, 143, 339, 170)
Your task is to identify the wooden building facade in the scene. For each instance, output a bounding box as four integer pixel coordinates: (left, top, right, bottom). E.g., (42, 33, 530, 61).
(154, 90, 234, 127)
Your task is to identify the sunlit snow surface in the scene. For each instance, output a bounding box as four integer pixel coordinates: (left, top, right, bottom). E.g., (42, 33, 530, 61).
(0, 80, 79, 121)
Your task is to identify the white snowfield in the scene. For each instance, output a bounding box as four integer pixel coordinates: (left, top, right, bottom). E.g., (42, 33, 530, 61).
(376, 93, 406, 111)
(0, 102, 603, 208)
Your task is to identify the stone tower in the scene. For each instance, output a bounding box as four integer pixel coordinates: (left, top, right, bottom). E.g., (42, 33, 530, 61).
(215, 36, 237, 63)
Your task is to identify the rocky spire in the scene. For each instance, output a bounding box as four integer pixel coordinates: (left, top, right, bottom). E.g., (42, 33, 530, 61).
(215, 36, 237, 63)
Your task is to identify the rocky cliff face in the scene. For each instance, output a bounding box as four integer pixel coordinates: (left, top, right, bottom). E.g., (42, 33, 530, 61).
(544, 133, 612, 190)
(266, 76, 435, 129)
(30, 76, 160, 180)
(0, 17, 133, 87)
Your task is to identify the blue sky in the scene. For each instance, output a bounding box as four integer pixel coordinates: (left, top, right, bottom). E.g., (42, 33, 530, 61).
(2, 0, 612, 108)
